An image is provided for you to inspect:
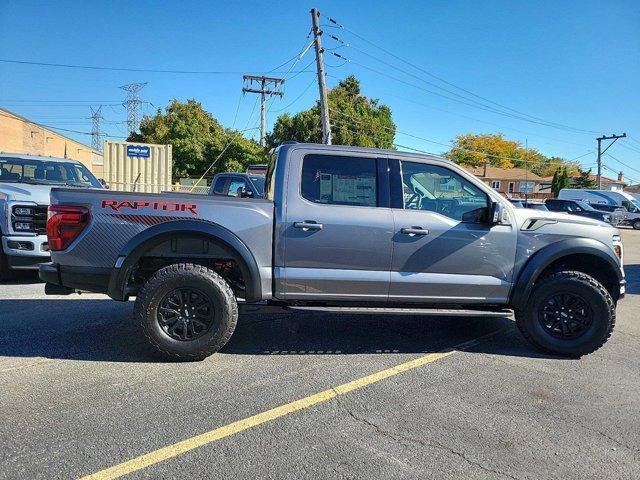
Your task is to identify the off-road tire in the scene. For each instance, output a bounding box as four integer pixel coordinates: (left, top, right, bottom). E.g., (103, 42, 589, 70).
(0, 247, 15, 282)
(134, 263, 238, 361)
(632, 220, 640, 230)
(515, 271, 615, 357)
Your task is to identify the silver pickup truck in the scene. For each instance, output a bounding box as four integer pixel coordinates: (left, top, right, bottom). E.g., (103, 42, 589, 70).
(40, 143, 625, 360)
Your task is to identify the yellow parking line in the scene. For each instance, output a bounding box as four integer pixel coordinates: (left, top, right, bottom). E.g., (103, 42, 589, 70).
(80, 349, 461, 480)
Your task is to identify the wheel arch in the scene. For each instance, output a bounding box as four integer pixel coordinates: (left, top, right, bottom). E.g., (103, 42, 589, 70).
(107, 220, 262, 302)
(510, 237, 623, 310)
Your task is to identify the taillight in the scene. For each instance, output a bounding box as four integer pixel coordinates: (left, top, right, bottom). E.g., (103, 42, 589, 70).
(47, 205, 90, 251)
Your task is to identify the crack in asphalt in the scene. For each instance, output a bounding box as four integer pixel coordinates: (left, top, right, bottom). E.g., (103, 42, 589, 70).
(332, 392, 522, 480)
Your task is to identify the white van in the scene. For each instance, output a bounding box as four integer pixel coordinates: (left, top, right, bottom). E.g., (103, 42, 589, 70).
(558, 189, 640, 229)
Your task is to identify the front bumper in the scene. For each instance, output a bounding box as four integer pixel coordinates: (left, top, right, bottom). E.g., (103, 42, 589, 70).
(39, 263, 111, 295)
(2, 234, 50, 269)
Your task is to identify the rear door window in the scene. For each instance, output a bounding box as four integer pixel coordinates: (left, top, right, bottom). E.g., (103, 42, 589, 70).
(301, 154, 378, 207)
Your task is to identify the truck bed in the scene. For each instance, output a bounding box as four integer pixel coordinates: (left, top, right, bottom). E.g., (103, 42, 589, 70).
(48, 187, 274, 296)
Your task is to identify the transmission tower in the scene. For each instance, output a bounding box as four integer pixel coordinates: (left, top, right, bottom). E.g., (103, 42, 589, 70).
(90, 106, 104, 151)
(120, 82, 147, 135)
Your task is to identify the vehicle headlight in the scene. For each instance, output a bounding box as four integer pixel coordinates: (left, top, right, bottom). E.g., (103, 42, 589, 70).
(13, 206, 34, 216)
(13, 221, 34, 231)
(604, 214, 611, 222)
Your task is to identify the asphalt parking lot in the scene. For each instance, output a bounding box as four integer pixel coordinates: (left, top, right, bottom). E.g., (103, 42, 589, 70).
(1, 230, 639, 480)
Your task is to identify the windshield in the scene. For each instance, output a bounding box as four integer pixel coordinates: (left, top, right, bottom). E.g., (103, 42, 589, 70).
(574, 201, 595, 211)
(248, 175, 265, 196)
(0, 157, 102, 187)
(623, 200, 640, 213)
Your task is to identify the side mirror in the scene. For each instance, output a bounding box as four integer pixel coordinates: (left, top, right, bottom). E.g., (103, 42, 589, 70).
(489, 201, 508, 225)
(238, 187, 254, 198)
(98, 178, 110, 189)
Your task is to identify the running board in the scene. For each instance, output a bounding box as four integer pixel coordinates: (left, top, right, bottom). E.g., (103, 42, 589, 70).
(238, 302, 512, 317)
(287, 306, 512, 317)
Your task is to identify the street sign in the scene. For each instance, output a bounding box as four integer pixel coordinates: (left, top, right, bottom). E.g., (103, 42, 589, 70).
(126, 145, 150, 158)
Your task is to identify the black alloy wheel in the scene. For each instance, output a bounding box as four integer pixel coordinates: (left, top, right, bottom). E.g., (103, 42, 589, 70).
(539, 292, 593, 340)
(158, 287, 214, 341)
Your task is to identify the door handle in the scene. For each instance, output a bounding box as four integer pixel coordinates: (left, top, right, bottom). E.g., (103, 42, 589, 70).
(401, 227, 429, 236)
(293, 221, 323, 231)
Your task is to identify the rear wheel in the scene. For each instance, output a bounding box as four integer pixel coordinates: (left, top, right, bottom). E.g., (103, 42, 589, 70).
(515, 271, 615, 357)
(632, 220, 640, 230)
(134, 263, 238, 361)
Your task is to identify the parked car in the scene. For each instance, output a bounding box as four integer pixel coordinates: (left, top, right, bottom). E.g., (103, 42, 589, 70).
(0, 153, 103, 280)
(209, 172, 265, 198)
(509, 199, 548, 211)
(545, 199, 614, 224)
(587, 203, 626, 225)
(558, 188, 640, 229)
(40, 143, 625, 360)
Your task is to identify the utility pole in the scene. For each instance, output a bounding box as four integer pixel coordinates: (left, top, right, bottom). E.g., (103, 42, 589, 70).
(242, 75, 284, 146)
(596, 133, 626, 189)
(90, 106, 104, 152)
(311, 8, 332, 144)
(120, 82, 147, 136)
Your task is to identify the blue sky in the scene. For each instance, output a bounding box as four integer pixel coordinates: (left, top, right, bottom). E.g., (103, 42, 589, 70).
(1, 0, 639, 180)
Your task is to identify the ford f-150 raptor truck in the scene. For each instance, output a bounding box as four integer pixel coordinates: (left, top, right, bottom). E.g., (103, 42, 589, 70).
(40, 143, 625, 360)
(0, 153, 103, 280)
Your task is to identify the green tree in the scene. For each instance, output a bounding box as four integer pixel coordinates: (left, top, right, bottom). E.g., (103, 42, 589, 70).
(551, 167, 571, 197)
(128, 99, 267, 180)
(573, 167, 597, 189)
(268, 76, 396, 148)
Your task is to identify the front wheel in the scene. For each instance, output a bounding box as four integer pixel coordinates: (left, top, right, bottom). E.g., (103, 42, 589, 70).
(134, 263, 238, 361)
(632, 220, 640, 230)
(515, 271, 615, 357)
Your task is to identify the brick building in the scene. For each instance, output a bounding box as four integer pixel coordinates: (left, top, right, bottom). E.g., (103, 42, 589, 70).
(0, 107, 103, 177)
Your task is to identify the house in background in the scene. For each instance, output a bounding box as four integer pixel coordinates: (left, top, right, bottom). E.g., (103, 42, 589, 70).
(590, 172, 627, 191)
(464, 164, 548, 199)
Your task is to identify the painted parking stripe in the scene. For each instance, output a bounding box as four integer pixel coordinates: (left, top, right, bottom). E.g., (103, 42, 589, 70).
(80, 334, 494, 480)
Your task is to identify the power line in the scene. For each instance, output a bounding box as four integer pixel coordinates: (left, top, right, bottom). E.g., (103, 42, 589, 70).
(618, 141, 640, 155)
(0, 58, 313, 75)
(329, 108, 589, 168)
(332, 52, 598, 136)
(605, 153, 640, 175)
(270, 78, 316, 113)
(322, 14, 599, 135)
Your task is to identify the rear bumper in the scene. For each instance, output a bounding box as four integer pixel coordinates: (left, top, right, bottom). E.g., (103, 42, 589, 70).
(39, 262, 111, 295)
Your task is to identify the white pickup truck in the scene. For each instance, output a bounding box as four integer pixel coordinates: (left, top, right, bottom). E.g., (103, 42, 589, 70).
(0, 153, 103, 279)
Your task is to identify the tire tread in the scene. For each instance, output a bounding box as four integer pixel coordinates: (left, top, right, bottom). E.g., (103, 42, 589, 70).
(515, 270, 615, 356)
(133, 263, 238, 361)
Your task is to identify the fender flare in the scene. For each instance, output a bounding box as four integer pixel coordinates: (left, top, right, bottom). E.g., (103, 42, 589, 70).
(107, 220, 262, 302)
(510, 237, 622, 310)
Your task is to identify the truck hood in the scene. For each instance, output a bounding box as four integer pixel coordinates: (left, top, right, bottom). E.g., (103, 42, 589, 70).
(511, 207, 613, 229)
(0, 183, 54, 205)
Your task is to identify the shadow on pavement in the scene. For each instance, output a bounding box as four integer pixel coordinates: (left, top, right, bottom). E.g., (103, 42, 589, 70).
(2, 271, 41, 285)
(0, 297, 564, 364)
(623, 264, 640, 295)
